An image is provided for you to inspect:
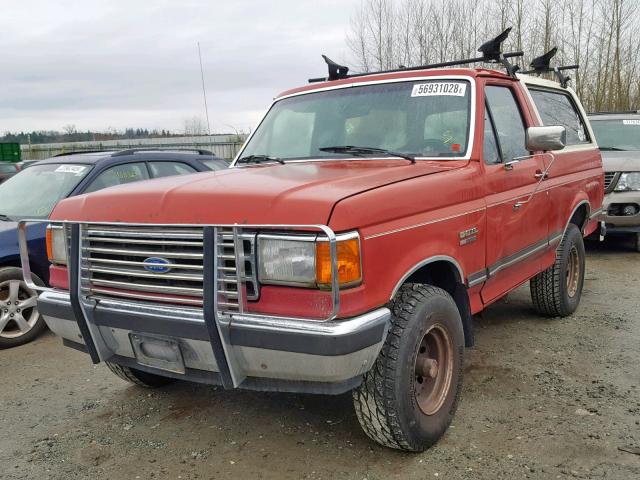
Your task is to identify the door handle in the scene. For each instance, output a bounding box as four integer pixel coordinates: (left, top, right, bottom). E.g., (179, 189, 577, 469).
(534, 170, 549, 180)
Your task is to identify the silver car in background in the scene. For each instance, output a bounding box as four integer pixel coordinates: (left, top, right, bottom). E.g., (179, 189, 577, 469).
(588, 111, 640, 251)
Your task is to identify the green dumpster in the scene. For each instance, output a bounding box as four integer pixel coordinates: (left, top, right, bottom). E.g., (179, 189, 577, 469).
(0, 143, 21, 162)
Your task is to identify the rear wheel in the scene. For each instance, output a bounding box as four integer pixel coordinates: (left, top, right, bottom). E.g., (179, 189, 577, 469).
(530, 224, 585, 317)
(352, 284, 464, 452)
(0, 267, 46, 348)
(106, 362, 175, 388)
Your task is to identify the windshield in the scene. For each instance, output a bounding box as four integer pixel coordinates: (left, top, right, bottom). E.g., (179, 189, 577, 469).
(239, 79, 472, 162)
(0, 163, 92, 219)
(591, 119, 640, 150)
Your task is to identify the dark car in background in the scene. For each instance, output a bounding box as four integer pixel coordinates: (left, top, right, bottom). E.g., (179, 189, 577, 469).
(0, 149, 225, 347)
(0, 162, 19, 184)
(588, 112, 640, 251)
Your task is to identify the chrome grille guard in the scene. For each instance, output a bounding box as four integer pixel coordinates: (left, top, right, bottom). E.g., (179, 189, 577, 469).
(18, 221, 341, 388)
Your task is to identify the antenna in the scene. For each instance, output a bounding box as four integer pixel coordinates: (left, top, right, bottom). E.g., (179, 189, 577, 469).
(197, 42, 214, 152)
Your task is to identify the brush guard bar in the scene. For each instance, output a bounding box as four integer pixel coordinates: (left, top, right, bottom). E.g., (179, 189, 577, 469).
(18, 220, 342, 388)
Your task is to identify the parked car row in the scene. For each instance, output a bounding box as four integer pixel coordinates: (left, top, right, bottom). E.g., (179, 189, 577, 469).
(0, 149, 227, 347)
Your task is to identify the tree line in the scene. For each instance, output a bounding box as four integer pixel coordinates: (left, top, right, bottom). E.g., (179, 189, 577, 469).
(346, 0, 640, 111)
(1, 127, 181, 145)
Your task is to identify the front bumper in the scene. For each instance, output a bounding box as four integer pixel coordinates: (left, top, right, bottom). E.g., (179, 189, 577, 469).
(38, 290, 390, 394)
(603, 191, 640, 234)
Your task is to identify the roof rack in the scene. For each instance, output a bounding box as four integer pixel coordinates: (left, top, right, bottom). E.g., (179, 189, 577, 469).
(111, 148, 214, 157)
(519, 47, 578, 88)
(54, 150, 111, 157)
(587, 110, 640, 115)
(309, 27, 523, 83)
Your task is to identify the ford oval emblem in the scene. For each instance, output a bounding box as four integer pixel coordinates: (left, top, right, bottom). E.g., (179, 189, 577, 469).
(143, 257, 172, 274)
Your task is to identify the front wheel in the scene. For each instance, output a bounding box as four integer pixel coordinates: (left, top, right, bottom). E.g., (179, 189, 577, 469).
(0, 267, 46, 348)
(352, 284, 464, 452)
(530, 224, 585, 317)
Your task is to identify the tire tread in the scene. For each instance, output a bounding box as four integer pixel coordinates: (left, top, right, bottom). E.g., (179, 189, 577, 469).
(352, 283, 455, 451)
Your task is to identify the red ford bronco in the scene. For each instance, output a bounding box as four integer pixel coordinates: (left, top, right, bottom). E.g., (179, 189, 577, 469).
(20, 33, 603, 451)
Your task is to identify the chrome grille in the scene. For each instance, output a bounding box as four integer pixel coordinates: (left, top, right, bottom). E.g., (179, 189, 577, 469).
(80, 225, 258, 308)
(604, 172, 617, 191)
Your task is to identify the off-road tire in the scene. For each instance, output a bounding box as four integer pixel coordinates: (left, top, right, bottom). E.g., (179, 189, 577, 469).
(106, 362, 175, 388)
(352, 284, 464, 452)
(530, 224, 585, 317)
(0, 267, 46, 348)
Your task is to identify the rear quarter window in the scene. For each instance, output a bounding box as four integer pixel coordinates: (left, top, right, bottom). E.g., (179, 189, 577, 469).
(528, 87, 590, 145)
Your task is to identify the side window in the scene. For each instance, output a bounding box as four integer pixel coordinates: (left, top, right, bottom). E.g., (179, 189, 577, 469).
(485, 86, 529, 161)
(483, 106, 501, 164)
(148, 161, 197, 179)
(84, 162, 149, 194)
(529, 88, 589, 145)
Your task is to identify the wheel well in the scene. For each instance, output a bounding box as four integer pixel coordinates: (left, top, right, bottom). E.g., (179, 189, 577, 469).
(569, 203, 589, 232)
(0, 258, 21, 270)
(401, 260, 474, 347)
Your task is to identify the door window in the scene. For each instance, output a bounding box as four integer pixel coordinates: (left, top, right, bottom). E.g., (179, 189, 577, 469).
(483, 106, 501, 164)
(148, 161, 197, 178)
(528, 88, 589, 145)
(84, 162, 149, 194)
(485, 86, 529, 161)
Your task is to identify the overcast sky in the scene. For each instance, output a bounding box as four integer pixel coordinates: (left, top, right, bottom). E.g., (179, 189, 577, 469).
(2, 0, 360, 134)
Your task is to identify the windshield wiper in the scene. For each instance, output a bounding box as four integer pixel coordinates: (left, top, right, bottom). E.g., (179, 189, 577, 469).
(599, 146, 628, 151)
(0, 214, 14, 222)
(237, 154, 285, 165)
(318, 145, 416, 164)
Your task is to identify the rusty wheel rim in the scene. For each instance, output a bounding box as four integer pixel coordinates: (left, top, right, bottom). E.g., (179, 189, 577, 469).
(566, 246, 580, 298)
(414, 324, 454, 416)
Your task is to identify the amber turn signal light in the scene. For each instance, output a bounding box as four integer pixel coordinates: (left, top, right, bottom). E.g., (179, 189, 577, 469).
(316, 237, 362, 287)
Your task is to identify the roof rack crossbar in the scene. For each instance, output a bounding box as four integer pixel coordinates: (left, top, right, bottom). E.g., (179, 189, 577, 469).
(111, 148, 214, 157)
(54, 150, 111, 157)
(308, 28, 523, 83)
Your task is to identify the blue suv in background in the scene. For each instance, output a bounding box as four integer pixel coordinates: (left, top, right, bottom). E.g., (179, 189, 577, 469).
(0, 149, 227, 347)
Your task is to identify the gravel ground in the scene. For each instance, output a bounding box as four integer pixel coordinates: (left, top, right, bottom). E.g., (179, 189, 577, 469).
(1, 238, 639, 480)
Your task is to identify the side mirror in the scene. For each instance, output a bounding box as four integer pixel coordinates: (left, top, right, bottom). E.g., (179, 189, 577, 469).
(526, 126, 566, 151)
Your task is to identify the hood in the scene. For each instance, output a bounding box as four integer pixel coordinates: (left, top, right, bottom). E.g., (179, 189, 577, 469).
(51, 160, 465, 226)
(0, 220, 18, 235)
(601, 150, 640, 172)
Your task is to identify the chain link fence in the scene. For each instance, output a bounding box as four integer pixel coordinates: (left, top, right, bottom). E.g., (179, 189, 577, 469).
(20, 135, 247, 161)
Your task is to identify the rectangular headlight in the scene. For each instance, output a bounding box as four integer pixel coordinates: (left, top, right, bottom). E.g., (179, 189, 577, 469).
(615, 172, 640, 191)
(46, 224, 68, 265)
(258, 235, 316, 286)
(257, 232, 362, 288)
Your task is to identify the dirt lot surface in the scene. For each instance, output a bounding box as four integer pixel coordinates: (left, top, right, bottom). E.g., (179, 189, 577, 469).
(1, 239, 639, 480)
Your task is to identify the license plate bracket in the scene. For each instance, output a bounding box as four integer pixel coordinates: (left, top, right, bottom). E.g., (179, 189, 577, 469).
(129, 333, 186, 374)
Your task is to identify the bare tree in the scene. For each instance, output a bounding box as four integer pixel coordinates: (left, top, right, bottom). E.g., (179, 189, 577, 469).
(62, 124, 77, 135)
(183, 116, 208, 136)
(346, 0, 640, 111)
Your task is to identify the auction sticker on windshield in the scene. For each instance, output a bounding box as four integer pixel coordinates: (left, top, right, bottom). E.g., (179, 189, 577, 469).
(55, 165, 88, 175)
(411, 82, 466, 97)
(623, 120, 640, 125)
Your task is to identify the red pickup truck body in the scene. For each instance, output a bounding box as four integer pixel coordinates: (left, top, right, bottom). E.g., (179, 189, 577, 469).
(27, 66, 603, 452)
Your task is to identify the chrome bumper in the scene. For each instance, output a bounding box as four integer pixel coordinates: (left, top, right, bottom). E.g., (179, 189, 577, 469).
(38, 290, 390, 394)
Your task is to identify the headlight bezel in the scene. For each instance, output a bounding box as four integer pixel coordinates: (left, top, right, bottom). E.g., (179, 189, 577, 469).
(46, 224, 68, 265)
(256, 231, 362, 289)
(615, 172, 640, 192)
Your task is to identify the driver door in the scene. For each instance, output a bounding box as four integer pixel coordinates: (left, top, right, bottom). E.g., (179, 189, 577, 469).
(480, 83, 551, 304)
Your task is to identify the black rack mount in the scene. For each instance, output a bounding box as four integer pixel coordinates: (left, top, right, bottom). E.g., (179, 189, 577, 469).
(309, 28, 523, 83)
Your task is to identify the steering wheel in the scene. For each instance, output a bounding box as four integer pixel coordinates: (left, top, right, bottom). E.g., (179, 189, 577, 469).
(420, 138, 448, 154)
